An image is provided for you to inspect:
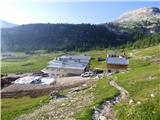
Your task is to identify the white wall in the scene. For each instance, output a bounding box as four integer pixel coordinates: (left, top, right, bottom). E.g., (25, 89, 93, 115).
(46, 67, 84, 77)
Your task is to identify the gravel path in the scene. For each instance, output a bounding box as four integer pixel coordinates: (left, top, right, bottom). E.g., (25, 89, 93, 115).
(92, 77, 129, 120)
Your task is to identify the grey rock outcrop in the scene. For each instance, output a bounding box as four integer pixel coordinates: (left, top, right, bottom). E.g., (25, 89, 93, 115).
(110, 7, 160, 34)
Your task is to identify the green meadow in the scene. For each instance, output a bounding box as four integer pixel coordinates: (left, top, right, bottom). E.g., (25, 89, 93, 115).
(1, 96, 49, 120)
(76, 45, 160, 119)
(1, 52, 62, 74)
(114, 45, 160, 120)
(1, 45, 160, 120)
(75, 77, 119, 120)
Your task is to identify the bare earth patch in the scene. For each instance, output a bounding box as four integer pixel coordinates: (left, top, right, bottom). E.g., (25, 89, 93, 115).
(15, 79, 96, 120)
(56, 76, 91, 86)
(1, 76, 91, 98)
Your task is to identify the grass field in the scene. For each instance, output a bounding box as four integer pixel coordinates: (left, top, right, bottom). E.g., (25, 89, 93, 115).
(76, 45, 160, 120)
(136, 46, 160, 56)
(75, 77, 119, 120)
(84, 50, 107, 70)
(1, 45, 159, 120)
(1, 52, 62, 74)
(1, 52, 57, 120)
(1, 96, 49, 120)
(114, 45, 160, 120)
(1, 49, 108, 74)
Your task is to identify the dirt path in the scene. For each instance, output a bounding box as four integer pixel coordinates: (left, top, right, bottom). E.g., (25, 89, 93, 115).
(92, 77, 129, 120)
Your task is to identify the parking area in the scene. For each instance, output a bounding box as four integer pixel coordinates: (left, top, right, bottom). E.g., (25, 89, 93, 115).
(56, 76, 92, 86)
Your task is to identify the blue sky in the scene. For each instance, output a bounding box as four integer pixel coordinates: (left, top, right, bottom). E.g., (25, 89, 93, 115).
(0, 1, 159, 24)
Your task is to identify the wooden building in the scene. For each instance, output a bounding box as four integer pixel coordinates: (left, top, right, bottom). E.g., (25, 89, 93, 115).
(106, 57, 129, 73)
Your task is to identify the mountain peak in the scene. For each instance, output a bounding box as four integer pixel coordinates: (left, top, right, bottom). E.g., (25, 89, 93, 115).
(116, 7, 160, 23)
(142, 7, 160, 13)
(135, 7, 160, 13)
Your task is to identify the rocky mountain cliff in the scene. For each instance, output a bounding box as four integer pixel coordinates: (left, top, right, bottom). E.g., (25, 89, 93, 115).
(111, 7, 160, 33)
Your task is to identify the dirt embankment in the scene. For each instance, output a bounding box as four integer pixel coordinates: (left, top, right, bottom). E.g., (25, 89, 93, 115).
(15, 79, 96, 120)
(1, 76, 91, 98)
(1, 77, 19, 88)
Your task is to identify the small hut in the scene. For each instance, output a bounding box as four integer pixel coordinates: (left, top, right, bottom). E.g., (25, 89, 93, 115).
(106, 57, 129, 73)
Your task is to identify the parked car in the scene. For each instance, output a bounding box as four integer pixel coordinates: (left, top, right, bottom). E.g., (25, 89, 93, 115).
(81, 71, 94, 77)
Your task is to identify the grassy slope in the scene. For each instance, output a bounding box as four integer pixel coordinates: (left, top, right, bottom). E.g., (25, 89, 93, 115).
(114, 45, 160, 120)
(1, 96, 49, 120)
(76, 45, 160, 120)
(1, 49, 108, 74)
(1, 46, 159, 120)
(75, 50, 119, 120)
(1, 52, 61, 74)
(75, 77, 119, 120)
(84, 50, 107, 70)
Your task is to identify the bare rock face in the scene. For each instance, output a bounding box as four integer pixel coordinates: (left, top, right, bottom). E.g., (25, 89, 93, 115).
(112, 7, 160, 33)
(116, 7, 160, 23)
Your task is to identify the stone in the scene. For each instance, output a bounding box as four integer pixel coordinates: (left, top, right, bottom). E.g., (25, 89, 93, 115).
(61, 103, 65, 106)
(82, 84, 87, 87)
(99, 115, 107, 120)
(129, 99, 134, 104)
(150, 93, 155, 98)
(137, 101, 141, 105)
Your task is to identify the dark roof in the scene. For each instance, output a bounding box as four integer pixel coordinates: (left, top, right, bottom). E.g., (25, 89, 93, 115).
(106, 57, 128, 65)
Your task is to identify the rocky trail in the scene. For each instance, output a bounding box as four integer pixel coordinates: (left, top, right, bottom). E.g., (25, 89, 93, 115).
(92, 77, 129, 120)
(14, 76, 129, 120)
(15, 80, 96, 120)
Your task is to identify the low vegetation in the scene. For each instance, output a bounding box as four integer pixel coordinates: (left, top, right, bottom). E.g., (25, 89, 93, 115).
(76, 45, 160, 119)
(114, 45, 160, 120)
(1, 23, 127, 52)
(1, 52, 61, 74)
(75, 77, 119, 120)
(120, 33, 160, 49)
(1, 45, 159, 120)
(1, 96, 49, 120)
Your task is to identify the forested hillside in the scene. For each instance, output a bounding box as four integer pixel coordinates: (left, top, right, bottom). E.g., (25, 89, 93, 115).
(1, 7, 160, 52)
(119, 33, 160, 49)
(1, 24, 128, 52)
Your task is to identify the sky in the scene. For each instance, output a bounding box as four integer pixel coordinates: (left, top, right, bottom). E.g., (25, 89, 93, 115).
(0, 0, 159, 25)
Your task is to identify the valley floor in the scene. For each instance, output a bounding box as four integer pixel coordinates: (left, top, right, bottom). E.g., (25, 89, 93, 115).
(1, 45, 160, 120)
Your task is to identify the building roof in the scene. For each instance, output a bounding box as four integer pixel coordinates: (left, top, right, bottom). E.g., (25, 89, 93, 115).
(47, 55, 90, 70)
(106, 57, 129, 65)
(47, 62, 86, 70)
(49, 59, 88, 65)
(60, 55, 91, 60)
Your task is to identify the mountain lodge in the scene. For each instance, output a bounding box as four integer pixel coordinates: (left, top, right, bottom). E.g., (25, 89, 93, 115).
(42, 55, 91, 77)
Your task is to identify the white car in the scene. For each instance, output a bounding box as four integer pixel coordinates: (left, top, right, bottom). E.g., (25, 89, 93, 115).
(81, 72, 94, 77)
